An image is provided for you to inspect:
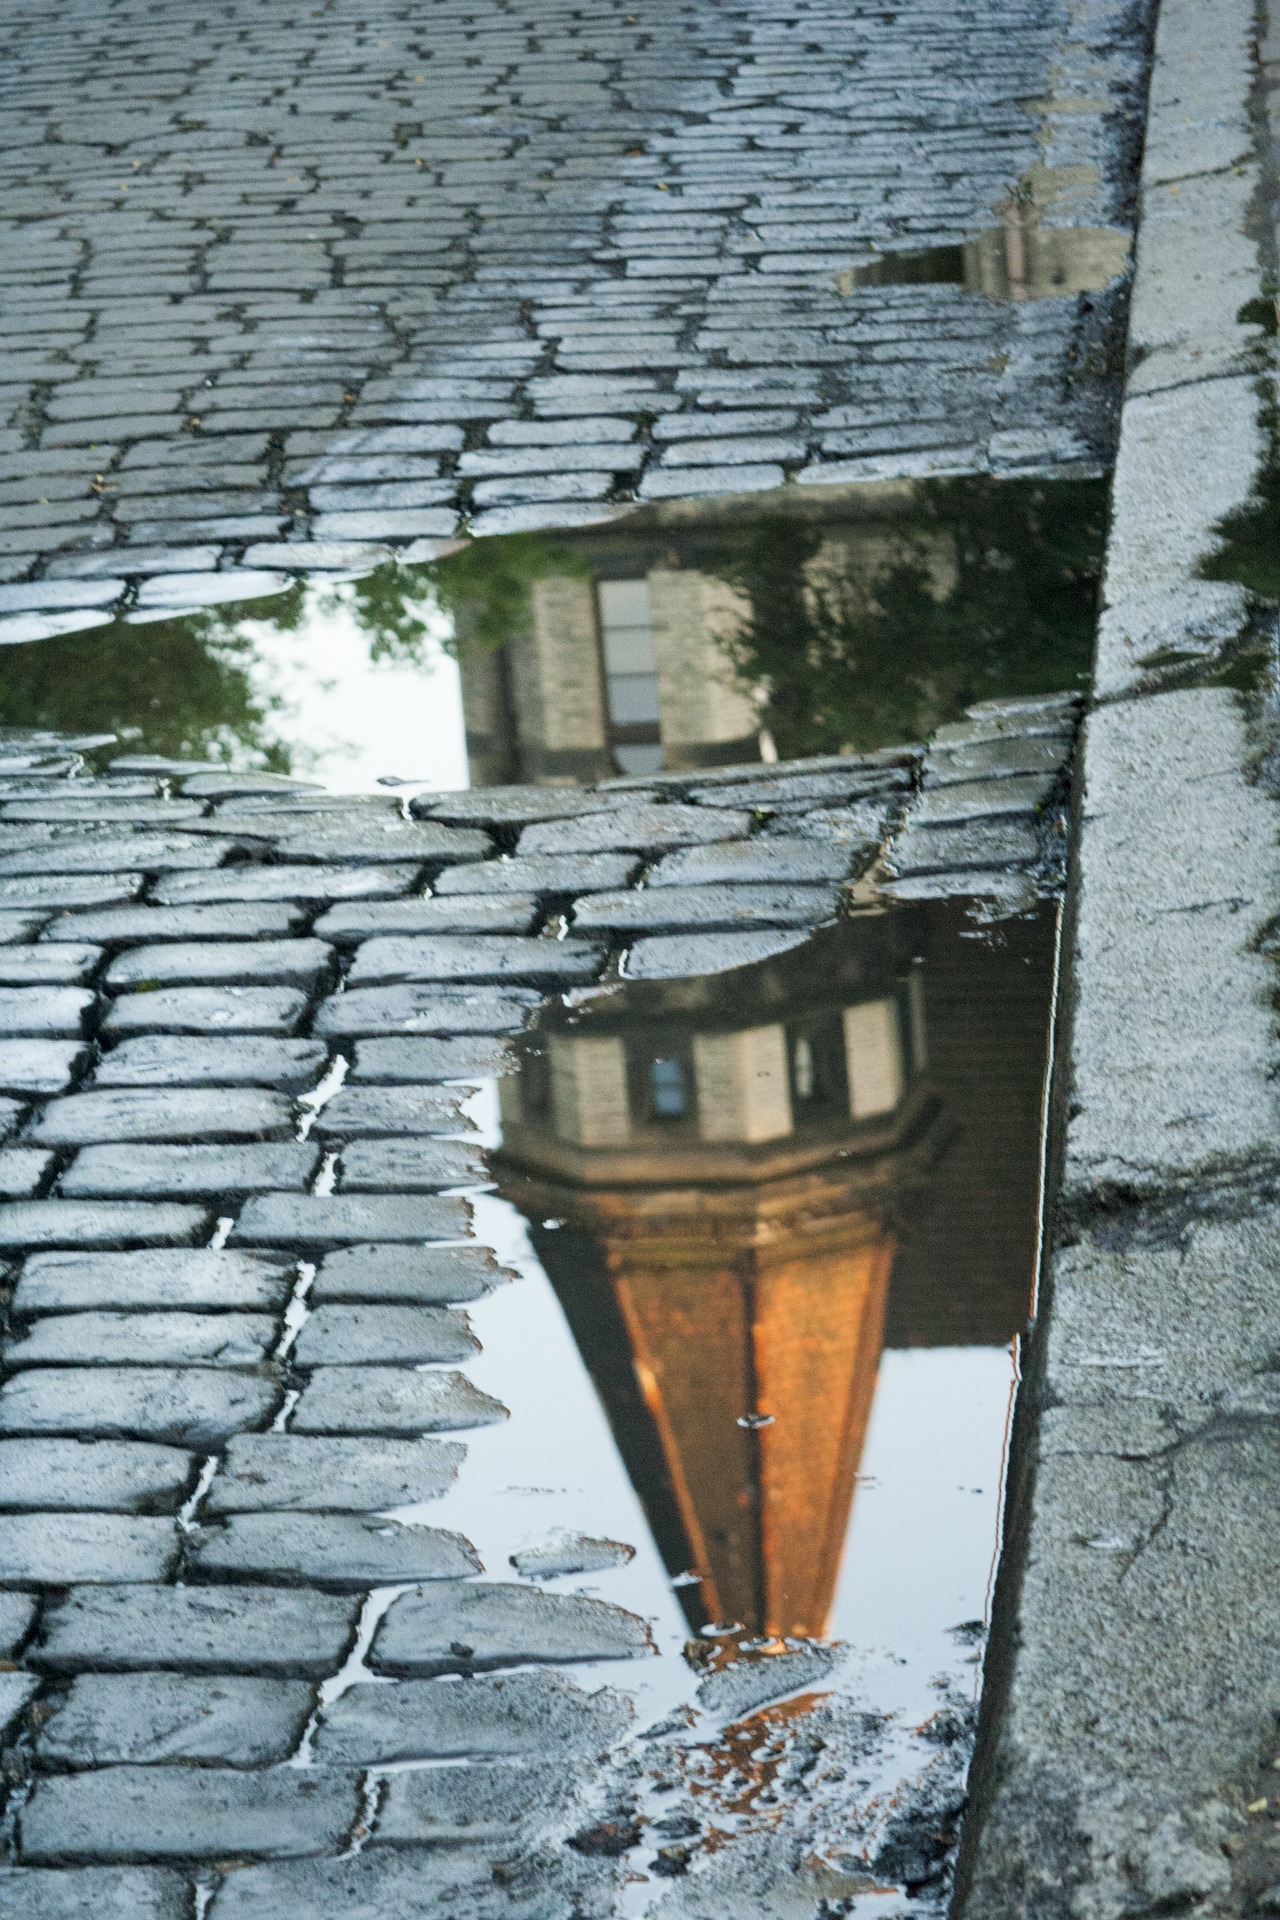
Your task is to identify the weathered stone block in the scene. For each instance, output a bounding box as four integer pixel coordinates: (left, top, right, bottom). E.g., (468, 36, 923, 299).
(0, 1513, 179, 1586)
(0, 1588, 38, 1655)
(346, 934, 603, 987)
(371, 1580, 654, 1675)
(19, 1764, 358, 1862)
(205, 1433, 464, 1513)
(229, 1192, 471, 1247)
(886, 818, 1040, 876)
(24, 1088, 294, 1144)
(0, 1366, 278, 1445)
(310, 1243, 511, 1304)
(5, 1309, 277, 1369)
(0, 1039, 88, 1094)
(0, 987, 93, 1037)
(0, 1202, 211, 1250)
(0, 946, 100, 985)
(13, 1248, 293, 1314)
(35, 1671, 314, 1768)
(313, 1668, 632, 1764)
(188, 1512, 480, 1589)
(290, 1367, 506, 1435)
(206, 1848, 508, 1919)
(314, 984, 538, 1039)
(59, 1142, 319, 1199)
(336, 1138, 484, 1191)
(101, 985, 309, 1038)
(571, 881, 839, 933)
(315, 895, 539, 942)
(33, 1582, 359, 1676)
(433, 851, 639, 895)
(912, 774, 1053, 825)
(376, 1757, 575, 1843)
(0, 1148, 55, 1197)
(624, 928, 811, 979)
(349, 1035, 512, 1083)
(0, 1867, 190, 1920)
(0, 1438, 195, 1512)
(45, 903, 308, 943)
(153, 863, 422, 905)
(292, 1303, 477, 1366)
(105, 939, 332, 990)
(648, 837, 852, 885)
(270, 820, 490, 865)
(0, 1669, 40, 1738)
(92, 1036, 328, 1090)
(517, 803, 750, 855)
(314, 1085, 470, 1139)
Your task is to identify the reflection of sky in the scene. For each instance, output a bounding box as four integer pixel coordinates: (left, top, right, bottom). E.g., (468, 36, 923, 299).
(240, 583, 469, 792)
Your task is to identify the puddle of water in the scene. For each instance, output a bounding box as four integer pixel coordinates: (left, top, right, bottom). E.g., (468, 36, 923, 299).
(835, 221, 1130, 301)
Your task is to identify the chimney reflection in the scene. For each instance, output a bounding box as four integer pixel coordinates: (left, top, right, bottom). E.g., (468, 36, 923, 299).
(494, 905, 1051, 1642)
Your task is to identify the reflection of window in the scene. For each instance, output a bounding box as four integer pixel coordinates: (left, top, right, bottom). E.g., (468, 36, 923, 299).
(787, 1016, 849, 1120)
(649, 1055, 688, 1119)
(598, 579, 663, 776)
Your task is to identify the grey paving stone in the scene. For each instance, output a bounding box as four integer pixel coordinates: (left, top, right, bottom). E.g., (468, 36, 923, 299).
(60, 1142, 320, 1200)
(0, 1093, 28, 1140)
(189, 1512, 480, 1589)
(0, 1867, 190, 1920)
(0, 987, 93, 1037)
(687, 768, 909, 808)
(0, 836, 233, 877)
(350, 1035, 513, 1083)
(5, 1310, 276, 1369)
(371, 1580, 654, 1675)
(433, 852, 639, 895)
(0, 1439, 195, 1513)
(696, 1644, 838, 1718)
(0, 1668, 40, 1738)
(206, 1433, 464, 1514)
(293, 1303, 477, 1367)
(92, 1036, 329, 1090)
(314, 1667, 633, 1764)
(314, 895, 540, 941)
(152, 864, 421, 905)
(270, 820, 491, 865)
(510, 1531, 635, 1579)
(44, 903, 309, 943)
(911, 773, 1056, 826)
(33, 1582, 360, 1677)
(314, 984, 538, 1040)
(625, 928, 813, 979)
(291, 1367, 506, 1436)
(0, 946, 99, 985)
(0, 1367, 278, 1445)
(0, 1513, 179, 1586)
(34, 1672, 314, 1768)
(0, 1148, 55, 1197)
(572, 881, 840, 933)
(25, 1087, 294, 1144)
(101, 984, 309, 1038)
(0, 877, 143, 910)
(0, 1588, 38, 1655)
(887, 818, 1042, 876)
(879, 869, 1039, 910)
(206, 1848, 509, 1920)
(0, 1202, 211, 1250)
(311, 1243, 511, 1305)
(516, 803, 750, 856)
(0, 912, 50, 942)
(19, 1764, 359, 1863)
(313, 1084, 470, 1138)
(181, 774, 319, 800)
(375, 1756, 578, 1846)
(923, 732, 1069, 786)
(347, 933, 603, 988)
(415, 788, 616, 828)
(932, 711, 1074, 749)
(13, 1248, 294, 1314)
(105, 939, 332, 990)
(230, 1191, 471, 1247)
(648, 837, 855, 885)
(337, 1138, 485, 1192)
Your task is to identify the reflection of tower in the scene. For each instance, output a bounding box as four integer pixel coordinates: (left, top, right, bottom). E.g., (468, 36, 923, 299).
(497, 917, 933, 1638)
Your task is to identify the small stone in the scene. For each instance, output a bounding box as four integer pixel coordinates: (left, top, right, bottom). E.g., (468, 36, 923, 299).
(0, 1039, 88, 1094)
(314, 1668, 633, 1764)
(59, 1142, 320, 1199)
(19, 1765, 359, 1863)
(44, 903, 309, 943)
(314, 984, 538, 1039)
(0, 1367, 278, 1445)
(270, 821, 490, 866)
(911, 774, 1055, 826)
(350, 1036, 513, 1083)
(517, 803, 750, 856)
(572, 882, 839, 933)
(0, 1589, 38, 1655)
(337, 1138, 484, 1191)
(0, 1148, 54, 1197)
(0, 987, 93, 1037)
(33, 1582, 360, 1677)
(0, 1438, 195, 1512)
(206, 1433, 464, 1514)
(13, 1249, 293, 1314)
(24, 1088, 294, 1145)
(625, 929, 812, 979)
(315, 896, 540, 942)
(188, 1513, 480, 1589)
(314, 1085, 471, 1138)
(695, 1644, 838, 1717)
(105, 939, 333, 990)
(311, 1243, 511, 1305)
(346, 934, 604, 988)
(0, 1202, 211, 1251)
(230, 1192, 471, 1247)
(292, 1303, 477, 1366)
(415, 787, 615, 828)
(4, 1310, 276, 1369)
(35, 1672, 314, 1768)
(153, 864, 421, 905)
(649, 838, 854, 885)
(92, 1036, 328, 1090)
(291, 1367, 506, 1435)
(101, 985, 309, 1038)
(434, 852, 640, 895)
(375, 1758, 574, 1844)
(371, 1580, 655, 1675)
(510, 1530, 636, 1579)
(0, 946, 100, 985)
(0, 1867, 189, 1920)
(0, 1513, 179, 1586)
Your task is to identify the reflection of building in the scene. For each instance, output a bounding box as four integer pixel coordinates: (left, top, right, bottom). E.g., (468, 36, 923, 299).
(495, 907, 1053, 1638)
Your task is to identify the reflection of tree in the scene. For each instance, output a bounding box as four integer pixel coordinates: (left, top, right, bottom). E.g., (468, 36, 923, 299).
(0, 593, 304, 768)
(709, 479, 1105, 757)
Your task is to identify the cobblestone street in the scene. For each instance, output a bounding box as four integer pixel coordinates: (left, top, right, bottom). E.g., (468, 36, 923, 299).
(1, 0, 1147, 607)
